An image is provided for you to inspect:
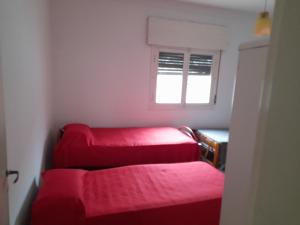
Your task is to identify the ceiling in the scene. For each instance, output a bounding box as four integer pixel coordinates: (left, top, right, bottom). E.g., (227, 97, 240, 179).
(177, 0, 276, 13)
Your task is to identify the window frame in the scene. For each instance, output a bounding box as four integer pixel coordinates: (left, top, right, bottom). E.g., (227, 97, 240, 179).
(150, 46, 221, 109)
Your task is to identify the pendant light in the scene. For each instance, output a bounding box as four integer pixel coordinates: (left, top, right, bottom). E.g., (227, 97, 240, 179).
(255, 0, 272, 36)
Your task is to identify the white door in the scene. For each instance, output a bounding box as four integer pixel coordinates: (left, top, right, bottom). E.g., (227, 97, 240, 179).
(0, 59, 9, 225)
(221, 40, 269, 225)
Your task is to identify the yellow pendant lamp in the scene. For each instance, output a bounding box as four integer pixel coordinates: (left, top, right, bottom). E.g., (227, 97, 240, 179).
(255, 0, 272, 36)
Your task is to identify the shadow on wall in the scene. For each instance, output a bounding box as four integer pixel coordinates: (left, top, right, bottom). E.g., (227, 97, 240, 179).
(41, 129, 57, 171)
(14, 130, 56, 225)
(13, 180, 37, 225)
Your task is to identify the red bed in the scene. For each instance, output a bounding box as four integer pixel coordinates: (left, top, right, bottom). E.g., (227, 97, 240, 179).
(32, 162, 224, 225)
(54, 124, 199, 168)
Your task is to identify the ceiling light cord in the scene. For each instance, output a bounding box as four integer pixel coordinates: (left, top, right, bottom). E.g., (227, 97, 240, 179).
(264, 0, 268, 12)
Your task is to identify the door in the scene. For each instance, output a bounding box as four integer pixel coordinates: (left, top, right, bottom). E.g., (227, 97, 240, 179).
(221, 41, 269, 225)
(0, 57, 9, 225)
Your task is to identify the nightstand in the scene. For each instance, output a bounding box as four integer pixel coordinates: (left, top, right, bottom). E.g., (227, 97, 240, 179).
(194, 129, 229, 170)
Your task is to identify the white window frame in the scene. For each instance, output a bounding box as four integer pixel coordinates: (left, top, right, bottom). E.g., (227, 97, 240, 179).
(150, 46, 221, 109)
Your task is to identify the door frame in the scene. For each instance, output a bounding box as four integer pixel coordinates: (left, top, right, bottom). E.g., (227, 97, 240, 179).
(0, 53, 9, 225)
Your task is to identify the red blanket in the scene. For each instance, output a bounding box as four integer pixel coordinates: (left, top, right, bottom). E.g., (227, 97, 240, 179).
(54, 124, 199, 168)
(32, 162, 224, 225)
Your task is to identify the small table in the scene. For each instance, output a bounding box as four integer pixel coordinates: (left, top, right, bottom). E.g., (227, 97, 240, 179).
(194, 129, 229, 170)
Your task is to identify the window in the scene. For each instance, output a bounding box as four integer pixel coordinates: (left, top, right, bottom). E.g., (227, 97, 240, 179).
(156, 52, 184, 104)
(151, 48, 220, 107)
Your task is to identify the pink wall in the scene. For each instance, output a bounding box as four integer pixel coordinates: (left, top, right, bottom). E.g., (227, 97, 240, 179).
(50, 0, 257, 130)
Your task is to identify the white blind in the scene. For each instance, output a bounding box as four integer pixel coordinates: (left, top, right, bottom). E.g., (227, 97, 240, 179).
(148, 17, 228, 50)
(189, 54, 213, 76)
(158, 52, 184, 76)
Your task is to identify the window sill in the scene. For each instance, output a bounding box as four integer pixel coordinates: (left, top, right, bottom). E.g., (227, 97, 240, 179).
(148, 103, 216, 111)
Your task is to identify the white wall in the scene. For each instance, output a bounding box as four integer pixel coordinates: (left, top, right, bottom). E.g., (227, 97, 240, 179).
(50, 0, 257, 129)
(221, 1, 300, 225)
(0, 0, 52, 224)
(249, 1, 300, 224)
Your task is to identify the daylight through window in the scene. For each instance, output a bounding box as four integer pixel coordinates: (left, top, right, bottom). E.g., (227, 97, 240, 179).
(152, 49, 220, 106)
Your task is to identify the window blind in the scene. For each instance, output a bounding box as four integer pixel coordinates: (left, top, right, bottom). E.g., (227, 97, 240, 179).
(158, 52, 184, 76)
(189, 54, 213, 76)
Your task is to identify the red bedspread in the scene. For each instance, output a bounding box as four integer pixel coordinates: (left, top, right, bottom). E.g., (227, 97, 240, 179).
(32, 162, 224, 225)
(54, 124, 199, 168)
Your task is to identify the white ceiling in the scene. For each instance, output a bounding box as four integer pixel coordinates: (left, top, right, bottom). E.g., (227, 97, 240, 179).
(177, 0, 276, 13)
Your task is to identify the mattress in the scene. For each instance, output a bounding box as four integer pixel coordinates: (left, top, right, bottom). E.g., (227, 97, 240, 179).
(54, 124, 199, 168)
(32, 161, 224, 225)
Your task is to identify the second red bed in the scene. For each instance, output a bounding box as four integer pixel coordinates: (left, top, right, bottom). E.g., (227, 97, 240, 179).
(32, 161, 224, 225)
(54, 124, 199, 168)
